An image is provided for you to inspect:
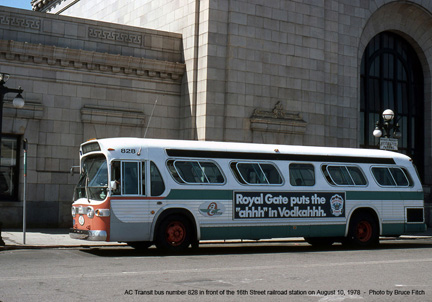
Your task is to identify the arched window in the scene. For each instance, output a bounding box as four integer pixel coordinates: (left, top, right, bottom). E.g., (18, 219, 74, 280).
(360, 32, 424, 177)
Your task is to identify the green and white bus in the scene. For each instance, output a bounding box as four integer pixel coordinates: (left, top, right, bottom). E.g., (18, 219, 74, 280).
(70, 138, 426, 251)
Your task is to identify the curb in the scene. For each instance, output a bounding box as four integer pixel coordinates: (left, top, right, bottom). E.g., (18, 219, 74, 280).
(0, 244, 127, 251)
(1, 235, 431, 251)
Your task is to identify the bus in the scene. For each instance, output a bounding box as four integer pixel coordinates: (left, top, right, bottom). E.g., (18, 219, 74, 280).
(70, 137, 426, 251)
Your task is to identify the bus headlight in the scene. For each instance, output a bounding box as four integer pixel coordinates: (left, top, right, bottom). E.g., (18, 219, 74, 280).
(78, 206, 84, 215)
(72, 206, 76, 217)
(87, 206, 95, 218)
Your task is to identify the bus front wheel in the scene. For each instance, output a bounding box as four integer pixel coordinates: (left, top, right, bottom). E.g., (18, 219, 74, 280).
(156, 215, 191, 252)
(347, 213, 379, 247)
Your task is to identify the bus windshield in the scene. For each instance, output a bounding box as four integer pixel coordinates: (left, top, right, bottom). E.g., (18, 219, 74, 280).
(74, 155, 108, 201)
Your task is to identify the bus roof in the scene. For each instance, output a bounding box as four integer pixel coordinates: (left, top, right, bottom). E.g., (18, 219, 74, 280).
(83, 137, 411, 163)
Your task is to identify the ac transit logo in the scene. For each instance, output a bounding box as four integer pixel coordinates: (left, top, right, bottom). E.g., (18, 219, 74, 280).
(330, 194, 344, 216)
(199, 201, 225, 217)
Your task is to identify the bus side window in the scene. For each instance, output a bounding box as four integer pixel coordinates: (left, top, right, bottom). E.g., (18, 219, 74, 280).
(371, 167, 396, 186)
(200, 162, 225, 183)
(372, 166, 411, 187)
(321, 165, 334, 185)
(322, 165, 367, 186)
(230, 162, 246, 184)
(327, 166, 353, 185)
(167, 160, 224, 184)
(167, 160, 184, 183)
(233, 162, 282, 185)
(347, 166, 367, 185)
(111, 161, 121, 195)
(150, 161, 165, 196)
(237, 163, 267, 184)
(401, 168, 414, 186)
(289, 163, 315, 186)
(175, 161, 205, 183)
(389, 168, 409, 186)
(261, 164, 283, 184)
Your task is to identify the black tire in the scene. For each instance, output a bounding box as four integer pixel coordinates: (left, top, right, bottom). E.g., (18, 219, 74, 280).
(346, 212, 379, 247)
(127, 241, 152, 250)
(304, 237, 335, 247)
(155, 215, 192, 252)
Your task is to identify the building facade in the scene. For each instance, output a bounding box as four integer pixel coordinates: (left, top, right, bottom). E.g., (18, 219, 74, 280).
(0, 6, 185, 227)
(39, 0, 432, 175)
(1, 0, 432, 227)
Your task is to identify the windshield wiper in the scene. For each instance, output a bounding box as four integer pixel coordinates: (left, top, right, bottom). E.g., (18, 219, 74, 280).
(84, 160, 97, 203)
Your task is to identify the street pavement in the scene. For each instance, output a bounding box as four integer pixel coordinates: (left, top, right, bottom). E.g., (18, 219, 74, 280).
(1, 227, 431, 250)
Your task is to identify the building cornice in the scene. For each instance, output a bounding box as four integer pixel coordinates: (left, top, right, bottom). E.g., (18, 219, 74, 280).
(0, 7, 183, 62)
(0, 40, 185, 81)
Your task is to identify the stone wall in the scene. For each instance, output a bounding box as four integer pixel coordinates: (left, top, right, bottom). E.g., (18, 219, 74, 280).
(8, 0, 432, 227)
(42, 0, 203, 140)
(0, 6, 185, 227)
(37, 0, 432, 226)
(45, 0, 432, 152)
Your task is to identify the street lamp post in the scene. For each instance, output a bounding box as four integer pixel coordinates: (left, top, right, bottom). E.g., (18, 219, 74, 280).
(0, 73, 25, 160)
(372, 109, 401, 151)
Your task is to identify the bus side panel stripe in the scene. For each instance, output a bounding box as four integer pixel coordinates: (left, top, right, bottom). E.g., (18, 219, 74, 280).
(347, 191, 423, 201)
(382, 223, 426, 235)
(165, 189, 233, 200)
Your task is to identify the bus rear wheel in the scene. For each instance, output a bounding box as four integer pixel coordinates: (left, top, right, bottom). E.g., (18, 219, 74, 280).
(156, 215, 191, 252)
(347, 213, 379, 247)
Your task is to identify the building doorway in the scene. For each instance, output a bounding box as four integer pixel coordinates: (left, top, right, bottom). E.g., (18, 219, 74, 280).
(360, 31, 424, 178)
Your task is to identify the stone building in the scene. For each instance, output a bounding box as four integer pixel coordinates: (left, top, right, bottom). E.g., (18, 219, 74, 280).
(0, 6, 185, 226)
(1, 0, 432, 226)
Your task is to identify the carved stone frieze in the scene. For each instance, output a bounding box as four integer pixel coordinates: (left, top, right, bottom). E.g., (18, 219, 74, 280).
(250, 101, 307, 134)
(0, 14, 41, 30)
(0, 40, 185, 81)
(88, 27, 142, 45)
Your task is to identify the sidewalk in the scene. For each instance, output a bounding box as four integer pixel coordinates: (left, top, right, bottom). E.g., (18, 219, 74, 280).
(1, 228, 431, 250)
(0, 229, 126, 250)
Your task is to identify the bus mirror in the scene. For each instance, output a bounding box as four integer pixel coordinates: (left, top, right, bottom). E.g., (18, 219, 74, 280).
(70, 166, 80, 176)
(111, 181, 117, 191)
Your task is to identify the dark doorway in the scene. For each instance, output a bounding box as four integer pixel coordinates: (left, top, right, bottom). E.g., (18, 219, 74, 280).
(360, 32, 424, 178)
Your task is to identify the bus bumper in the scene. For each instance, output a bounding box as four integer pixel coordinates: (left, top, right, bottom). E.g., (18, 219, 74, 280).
(69, 228, 107, 241)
